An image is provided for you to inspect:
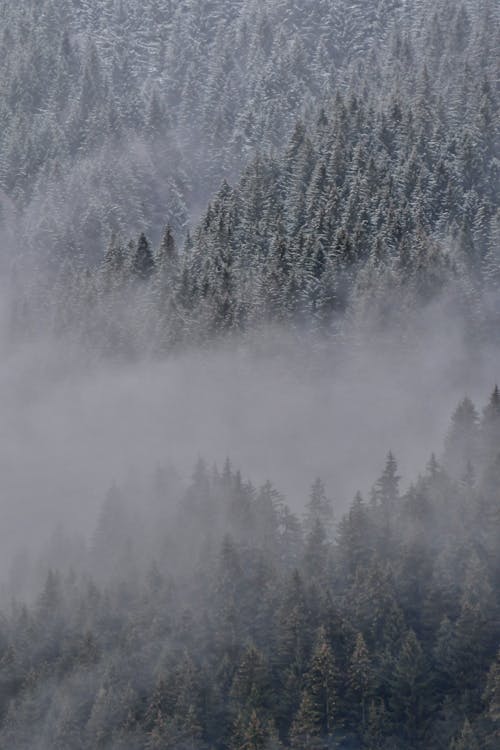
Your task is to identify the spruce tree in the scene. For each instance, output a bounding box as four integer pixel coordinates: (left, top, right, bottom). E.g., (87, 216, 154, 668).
(131, 233, 155, 281)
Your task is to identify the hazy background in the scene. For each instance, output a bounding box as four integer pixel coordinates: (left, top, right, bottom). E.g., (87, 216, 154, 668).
(0, 289, 497, 573)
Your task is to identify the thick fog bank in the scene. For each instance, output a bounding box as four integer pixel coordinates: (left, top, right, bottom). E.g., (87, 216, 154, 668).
(0, 305, 498, 573)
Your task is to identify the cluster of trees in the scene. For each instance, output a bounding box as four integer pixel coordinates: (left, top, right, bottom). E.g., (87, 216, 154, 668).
(0, 0, 416, 262)
(0, 389, 499, 749)
(13, 64, 498, 354)
(0, 0, 496, 269)
(5, 0, 497, 355)
(1, 2, 499, 748)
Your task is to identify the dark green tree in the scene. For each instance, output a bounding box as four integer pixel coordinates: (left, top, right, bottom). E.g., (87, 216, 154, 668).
(131, 233, 155, 280)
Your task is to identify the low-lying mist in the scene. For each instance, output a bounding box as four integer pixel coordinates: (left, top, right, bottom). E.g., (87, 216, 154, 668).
(1, 290, 497, 576)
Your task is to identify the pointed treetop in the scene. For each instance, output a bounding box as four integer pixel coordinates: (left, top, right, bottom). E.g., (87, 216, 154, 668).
(102, 231, 124, 275)
(375, 452, 400, 507)
(131, 233, 155, 280)
(305, 477, 333, 534)
(484, 384, 500, 416)
(426, 453, 440, 478)
(157, 225, 177, 267)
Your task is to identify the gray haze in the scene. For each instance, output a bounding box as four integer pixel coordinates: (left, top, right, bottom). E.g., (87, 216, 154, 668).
(0, 295, 497, 573)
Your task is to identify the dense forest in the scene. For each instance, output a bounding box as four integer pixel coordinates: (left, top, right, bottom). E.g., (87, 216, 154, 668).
(15, 76, 499, 356)
(0, 390, 499, 749)
(0, 0, 418, 262)
(3, 0, 499, 355)
(0, 1, 499, 749)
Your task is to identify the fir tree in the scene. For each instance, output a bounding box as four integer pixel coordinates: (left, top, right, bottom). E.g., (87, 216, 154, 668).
(131, 233, 155, 281)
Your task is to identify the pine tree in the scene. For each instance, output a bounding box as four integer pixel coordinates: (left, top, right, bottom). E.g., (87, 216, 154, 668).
(290, 626, 338, 746)
(289, 691, 323, 750)
(347, 632, 373, 729)
(303, 518, 329, 582)
(444, 397, 479, 478)
(336, 492, 372, 579)
(131, 233, 155, 281)
(482, 650, 500, 748)
(374, 452, 400, 510)
(372, 454, 400, 562)
(304, 478, 333, 537)
(230, 710, 283, 750)
(230, 645, 268, 714)
(481, 385, 500, 465)
(389, 629, 431, 744)
(156, 225, 177, 271)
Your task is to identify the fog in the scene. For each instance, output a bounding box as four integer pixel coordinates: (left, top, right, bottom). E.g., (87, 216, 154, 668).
(0, 0, 497, 746)
(1, 282, 497, 747)
(0, 290, 496, 574)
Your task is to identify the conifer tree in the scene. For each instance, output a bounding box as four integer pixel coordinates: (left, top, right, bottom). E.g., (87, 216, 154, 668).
(290, 626, 338, 747)
(389, 629, 431, 745)
(481, 385, 500, 465)
(482, 650, 500, 748)
(131, 233, 155, 281)
(347, 632, 374, 729)
(443, 397, 479, 477)
(304, 478, 333, 537)
(374, 452, 400, 510)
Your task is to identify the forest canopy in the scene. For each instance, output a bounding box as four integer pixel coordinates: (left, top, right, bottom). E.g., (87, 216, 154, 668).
(0, 1, 498, 749)
(0, 389, 499, 749)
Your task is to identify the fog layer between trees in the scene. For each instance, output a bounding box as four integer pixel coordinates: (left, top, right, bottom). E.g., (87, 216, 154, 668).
(0, 0, 498, 749)
(0, 312, 496, 573)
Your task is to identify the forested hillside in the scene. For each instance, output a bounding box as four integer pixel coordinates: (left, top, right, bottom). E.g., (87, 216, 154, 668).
(0, 0, 496, 263)
(6, 0, 499, 355)
(1, 0, 408, 262)
(1, 391, 499, 749)
(0, 1, 499, 749)
(16, 76, 498, 355)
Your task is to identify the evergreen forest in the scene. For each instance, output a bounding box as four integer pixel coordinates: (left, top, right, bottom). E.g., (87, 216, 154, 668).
(0, 1, 498, 748)
(0, 392, 499, 749)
